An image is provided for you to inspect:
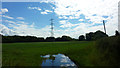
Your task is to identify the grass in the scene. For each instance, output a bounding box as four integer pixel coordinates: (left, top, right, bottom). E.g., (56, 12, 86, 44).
(2, 36, 120, 67)
(3, 36, 120, 67)
(2, 41, 94, 67)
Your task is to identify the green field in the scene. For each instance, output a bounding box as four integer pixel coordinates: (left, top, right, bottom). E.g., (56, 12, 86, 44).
(2, 41, 94, 67)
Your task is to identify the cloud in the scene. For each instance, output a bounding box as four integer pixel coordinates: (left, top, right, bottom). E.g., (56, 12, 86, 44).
(0, 12, 2, 14)
(1, 0, 120, 38)
(30, 22, 35, 28)
(28, 7, 52, 15)
(1, 19, 51, 37)
(40, 0, 120, 36)
(1, 19, 108, 39)
(59, 20, 77, 28)
(59, 16, 68, 19)
(16, 17, 24, 20)
(8, 22, 51, 37)
(45, 10, 52, 13)
(28, 7, 41, 11)
(1, 8, 8, 13)
(0, 15, 2, 22)
(59, 20, 66, 24)
(118, 1, 120, 32)
(3, 15, 14, 19)
(79, 19, 84, 21)
(59, 15, 79, 19)
(53, 22, 105, 38)
(17, 21, 25, 24)
(0, 24, 16, 36)
(41, 11, 48, 14)
(41, 10, 53, 14)
(4, 20, 16, 24)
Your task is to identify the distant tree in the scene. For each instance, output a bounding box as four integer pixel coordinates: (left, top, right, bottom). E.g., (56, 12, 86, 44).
(72, 38, 78, 41)
(115, 30, 120, 36)
(94, 30, 108, 40)
(61, 35, 72, 41)
(55, 36, 75, 41)
(2, 35, 45, 43)
(79, 35, 85, 41)
(55, 37, 62, 41)
(38, 37, 44, 42)
(86, 30, 108, 41)
(46, 37, 55, 42)
(86, 32, 94, 41)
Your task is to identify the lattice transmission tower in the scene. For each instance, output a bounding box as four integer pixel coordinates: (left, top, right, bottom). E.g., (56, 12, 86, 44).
(50, 19, 54, 37)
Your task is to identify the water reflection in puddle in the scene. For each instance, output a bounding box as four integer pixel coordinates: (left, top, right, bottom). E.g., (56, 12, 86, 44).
(41, 54, 77, 68)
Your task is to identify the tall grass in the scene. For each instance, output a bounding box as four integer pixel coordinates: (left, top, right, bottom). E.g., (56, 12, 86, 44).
(90, 36, 120, 66)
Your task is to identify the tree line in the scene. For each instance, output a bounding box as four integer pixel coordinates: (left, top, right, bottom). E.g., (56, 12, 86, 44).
(1, 30, 119, 43)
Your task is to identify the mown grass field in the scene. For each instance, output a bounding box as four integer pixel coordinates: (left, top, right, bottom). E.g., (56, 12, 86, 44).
(2, 41, 94, 67)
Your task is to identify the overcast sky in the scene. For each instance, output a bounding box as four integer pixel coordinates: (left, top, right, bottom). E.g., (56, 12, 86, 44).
(0, 0, 120, 38)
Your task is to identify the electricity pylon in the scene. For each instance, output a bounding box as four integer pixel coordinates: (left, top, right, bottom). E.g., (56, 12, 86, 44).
(50, 19, 54, 37)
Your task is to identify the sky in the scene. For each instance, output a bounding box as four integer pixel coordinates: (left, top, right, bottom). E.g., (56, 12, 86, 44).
(0, 0, 120, 39)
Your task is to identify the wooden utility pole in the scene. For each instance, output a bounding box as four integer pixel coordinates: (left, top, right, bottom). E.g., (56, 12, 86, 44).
(103, 20, 106, 34)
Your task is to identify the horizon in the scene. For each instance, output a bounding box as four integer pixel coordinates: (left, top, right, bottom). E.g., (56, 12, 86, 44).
(0, 0, 119, 39)
(1, 30, 108, 39)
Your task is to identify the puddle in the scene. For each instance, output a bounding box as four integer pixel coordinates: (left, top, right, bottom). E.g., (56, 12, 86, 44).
(41, 54, 77, 68)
